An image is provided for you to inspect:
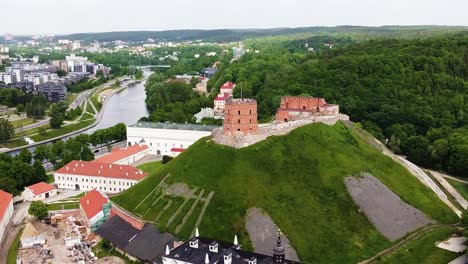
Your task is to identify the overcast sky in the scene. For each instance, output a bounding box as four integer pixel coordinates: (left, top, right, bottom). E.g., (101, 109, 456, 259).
(2, 0, 468, 35)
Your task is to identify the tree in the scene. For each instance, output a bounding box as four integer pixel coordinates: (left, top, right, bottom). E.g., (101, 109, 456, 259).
(28, 201, 49, 219)
(49, 103, 66, 129)
(0, 118, 14, 143)
(26, 94, 47, 119)
(404, 136, 430, 166)
(17, 149, 32, 164)
(55, 69, 67, 77)
(33, 145, 48, 162)
(448, 144, 468, 176)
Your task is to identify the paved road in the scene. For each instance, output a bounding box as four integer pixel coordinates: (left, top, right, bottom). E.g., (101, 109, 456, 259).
(14, 117, 50, 133)
(429, 170, 468, 210)
(0, 202, 30, 264)
(44, 189, 82, 203)
(441, 175, 468, 185)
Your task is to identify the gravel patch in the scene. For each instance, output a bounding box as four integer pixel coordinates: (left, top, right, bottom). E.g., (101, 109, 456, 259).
(96, 256, 126, 264)
(166, 183, 197, 198)
(245, 208, 300, 262)
(345, 173, 435, 241)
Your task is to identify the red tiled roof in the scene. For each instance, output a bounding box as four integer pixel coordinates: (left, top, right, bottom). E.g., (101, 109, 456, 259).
(0, 190, 13, 222)
(56, 160, 148, 180)
(80, 189, 109, 220)
(214, 92, 229, 101)
(170, 148, 185, 153)
(93, 144, 148, 164)
(220, 81, 235, 89)
(26, 182, 56, 196)
(109, 206, 144, 230)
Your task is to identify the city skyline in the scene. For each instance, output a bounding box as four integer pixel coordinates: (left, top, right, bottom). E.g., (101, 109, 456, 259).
(1, 0, 468, 35)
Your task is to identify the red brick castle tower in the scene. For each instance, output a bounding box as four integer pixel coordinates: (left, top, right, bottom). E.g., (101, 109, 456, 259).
(223, 98, 258, 135)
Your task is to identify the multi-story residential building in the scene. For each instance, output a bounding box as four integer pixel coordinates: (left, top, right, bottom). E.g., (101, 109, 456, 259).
(126, 122, 218, 156)
(54, 160, 148, 193)
(0, 190, 14, 244)
(36, 82, 67, 102)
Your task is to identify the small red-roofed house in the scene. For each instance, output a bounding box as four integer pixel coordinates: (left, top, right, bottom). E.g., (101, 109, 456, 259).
(220, 81, 236, 95)
(93, 144, 149, 165)
(54, 160, 148, 194)
(22, 182, 57, 201)
(80, 189, 110, 229)
(0, 190, 13, 243)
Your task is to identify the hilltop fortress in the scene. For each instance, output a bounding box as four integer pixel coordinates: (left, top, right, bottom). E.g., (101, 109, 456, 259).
(213, 95, 349, 148)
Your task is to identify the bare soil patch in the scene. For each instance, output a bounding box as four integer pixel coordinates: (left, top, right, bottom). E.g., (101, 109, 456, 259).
(345, 173, 435, 241)
(166, 183, 197, 198)
(245, 208, 300, 262)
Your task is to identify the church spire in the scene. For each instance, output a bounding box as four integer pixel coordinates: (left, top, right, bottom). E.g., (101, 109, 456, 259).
(273, 229, 285, 263)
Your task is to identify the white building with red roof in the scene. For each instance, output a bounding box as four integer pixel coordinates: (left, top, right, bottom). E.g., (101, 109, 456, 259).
(214, 92, 230, 112)
(0, 190, 13, 243)
(54, 160, 148, 193)
(79, 189, 110, 229)
(220, 81, 236, 95)
(214, 82, 236, 113)
(22, 182, 57, 201)
(93, 144, 149, 165)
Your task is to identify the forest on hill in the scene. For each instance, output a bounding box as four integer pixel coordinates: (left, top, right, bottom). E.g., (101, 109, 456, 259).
(37, 25, 468, 43)
(207, 33, 468, 176)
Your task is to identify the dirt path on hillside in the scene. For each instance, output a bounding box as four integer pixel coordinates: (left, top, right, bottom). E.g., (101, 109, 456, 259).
(245, 208, 300, 262)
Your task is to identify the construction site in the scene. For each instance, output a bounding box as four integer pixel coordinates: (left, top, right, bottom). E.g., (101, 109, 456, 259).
(17, 210, 100, 264)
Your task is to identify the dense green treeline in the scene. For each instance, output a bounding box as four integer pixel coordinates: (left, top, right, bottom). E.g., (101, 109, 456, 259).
(209, 34, 468, 176)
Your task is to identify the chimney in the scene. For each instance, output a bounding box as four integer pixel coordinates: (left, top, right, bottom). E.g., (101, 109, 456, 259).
(189, 238, 199, 249)
(66, 166, 69, 171)
(109, 164, 112, 168)
(205, 253, 210, 264)
(165, 244, 170, 255)
(98, 170, 101, 174)
(195, 227, 199, 237)
(209, 241, 218, 253)
(223, 252, 232, 264)
(81, 163, 84, 167)
(87, 200, 89, 205)
(126, 172, 128, 176)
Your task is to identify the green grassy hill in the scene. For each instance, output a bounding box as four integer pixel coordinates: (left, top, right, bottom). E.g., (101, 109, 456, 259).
(112, 122, 457, 264)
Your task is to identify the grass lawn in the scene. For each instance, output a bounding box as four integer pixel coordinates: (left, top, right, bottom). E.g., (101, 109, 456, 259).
(112, 122, 458, 264)
(65, 93, 79, 107)
(17, 124, 51, 137)
(48, 202, 80, 211)
(46, 173, 54, 183)
(7, 227, 24, 264)
(91, 95, 102, 112)
(446, 179, 468, 201)
(93, 240, 142, 264)
(137, 161, 164, 174)
(30, 119, 95, 142)
(85, 100, 95, 114)
(10, 118, 35, 128)
(0, 138, 28, 148)
(377, 227, 461, 263)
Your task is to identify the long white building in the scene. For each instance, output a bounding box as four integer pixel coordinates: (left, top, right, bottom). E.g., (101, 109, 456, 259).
(126, 122, 218, 156)
(0, 190, 14, 244)
(54, 160, 148, 193)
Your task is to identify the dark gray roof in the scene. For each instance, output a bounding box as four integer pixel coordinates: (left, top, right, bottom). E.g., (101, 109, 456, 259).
(95, 215, 139, 249)
(165, 237, 300, 264)
(124, 223, 176, 262)
(129, 122, 219, 131)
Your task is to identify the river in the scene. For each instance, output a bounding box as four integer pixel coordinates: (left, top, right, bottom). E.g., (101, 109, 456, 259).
(5, 71, 151, 156)
(86, 75, 150, 134)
